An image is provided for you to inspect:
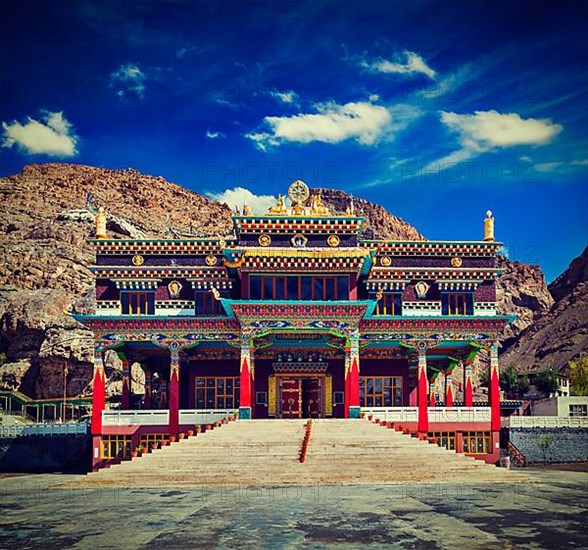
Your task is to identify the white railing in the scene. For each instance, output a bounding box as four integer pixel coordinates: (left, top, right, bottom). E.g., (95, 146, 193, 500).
(402, 301, 442, 316)
(179, 409, 236, 425)
(362, 407, 492, 423)
(506, 416, 588, 428)
(362, 407, 418, 422)
(102, 410, 169, 426)
(0, 423, 88, 438)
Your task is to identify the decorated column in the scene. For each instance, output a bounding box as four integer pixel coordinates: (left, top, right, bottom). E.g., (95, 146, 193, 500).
(168, 347, 181, 434)
(143, 367, 152, 409)
(239, 340, 253, 419)
(91, 345, 106, 435)
(417, 342, 429, 434)
(121, 359, 131, 409)
(345, 331, 360, 418)
(445, 370, 454, 407)
(488, 342, 501, 431)
(464, 362, 474, 407)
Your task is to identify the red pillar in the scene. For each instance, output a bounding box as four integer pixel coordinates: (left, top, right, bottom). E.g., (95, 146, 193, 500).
(464, 362, 473, 407)
(121, 360, 131, 409)
(489, 343, 501, 431)
(345, 333, 361, 418)
(168, 350, 180, 434)
(239, 343, 252, 419)
(445, 372, 454, 407)
(417, 345, 429, 434)
(91, 348, 106, 436)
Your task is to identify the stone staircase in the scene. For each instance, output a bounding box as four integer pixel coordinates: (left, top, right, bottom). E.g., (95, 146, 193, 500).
(71, 419, 528, 487)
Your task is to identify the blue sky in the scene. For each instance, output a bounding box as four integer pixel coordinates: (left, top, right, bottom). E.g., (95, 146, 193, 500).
(1, 0, 587, 282)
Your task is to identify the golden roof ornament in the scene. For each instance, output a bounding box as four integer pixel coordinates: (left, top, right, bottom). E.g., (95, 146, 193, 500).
(95, 206, 107, 239)
(310, 194, 330, 216)
(268, 194, 287, 215)
(288, 180, 309, 216)
(484, 210, 495, 241)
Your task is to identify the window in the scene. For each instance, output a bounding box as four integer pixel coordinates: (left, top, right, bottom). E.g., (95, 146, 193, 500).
(249, 275, 350, 301)
(462, 431, 491, 454)
(442, 293, 473, 316)
(569, 404, 588, 417)
(121, 292, 153, 315)
(195, 377, 240, 409)
(371, 293, 402, 315)
(139, 433, 167, 448)
(360, 376, 403, 407)
(195, 291, 224, 316)
(101, 435, 131, 459)
(428, 432, 456, 451)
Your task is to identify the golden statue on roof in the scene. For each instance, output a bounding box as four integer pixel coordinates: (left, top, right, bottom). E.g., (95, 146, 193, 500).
(268, 194, 287, 215)
(311, 194, 330, 216)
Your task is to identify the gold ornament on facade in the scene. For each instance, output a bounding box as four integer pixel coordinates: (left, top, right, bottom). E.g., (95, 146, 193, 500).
(168, 280, 182, 298)
(95, 206, 107, 239)
(206, 255, 218, 266)
(291, 233, 308, 248)
(451, 256, 463, 267)
(484, 210, 495, 241)
(258, 233, 272, 247)
(380, 256, 392, 267)
(415, 281, 429, 298)
(268, 194, 287, 215)
(327, 234, 340, 247)
(132, 254, 144, 266)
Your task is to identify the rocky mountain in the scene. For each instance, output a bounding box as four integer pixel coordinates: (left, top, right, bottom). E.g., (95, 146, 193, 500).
(0, 163, 233, 398)
(501, 246, 588, 374)
(0, 162, 572, 399)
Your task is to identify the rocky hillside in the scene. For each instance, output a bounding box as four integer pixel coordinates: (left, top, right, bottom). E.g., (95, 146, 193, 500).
(501, 247, 588, 373)
(314, 188, 426, 241)
(0, 163, 233, 398)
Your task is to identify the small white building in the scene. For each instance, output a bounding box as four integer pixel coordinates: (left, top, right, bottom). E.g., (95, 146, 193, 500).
(532, 396, 588, 417)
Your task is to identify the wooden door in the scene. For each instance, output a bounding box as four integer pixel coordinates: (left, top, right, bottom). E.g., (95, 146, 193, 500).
(303, 378, 321, 418)
(281, 378, 301, 418)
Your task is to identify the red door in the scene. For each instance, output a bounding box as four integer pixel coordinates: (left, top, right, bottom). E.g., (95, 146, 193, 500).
(281, 378, 301, 418)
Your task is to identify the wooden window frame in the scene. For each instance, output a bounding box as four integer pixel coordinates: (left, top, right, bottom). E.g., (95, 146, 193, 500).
(101, 435, 131, 459)
(359, 376, 403, 407)
(462, 431, 491, 454)
(195, 376, 240, 409)
(428, 431, 456, 451)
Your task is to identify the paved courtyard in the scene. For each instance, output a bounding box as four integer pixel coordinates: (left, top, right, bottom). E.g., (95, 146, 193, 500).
(1, 469, 586, 549)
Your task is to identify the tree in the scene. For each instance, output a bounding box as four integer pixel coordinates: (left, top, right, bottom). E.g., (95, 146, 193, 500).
(568, 356, 588, 396)
(535, 367, 560, 397)
(516, 375, 530, 395)
(500, 365, 519, 396)
(538, 434, 554, 464)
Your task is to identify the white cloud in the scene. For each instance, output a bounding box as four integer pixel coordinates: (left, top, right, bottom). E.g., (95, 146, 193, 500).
(416, 110, 563, 176)
(269, 89, 299, 105)
(207, 187, 277, 215)
(1, 111, 78, 157)
(364, 51, 436, 79)
(246, 101, 395, 150)
(440, 110, 563, 151)
(205, 129, 225, 140)
(110, 63, 146, 99)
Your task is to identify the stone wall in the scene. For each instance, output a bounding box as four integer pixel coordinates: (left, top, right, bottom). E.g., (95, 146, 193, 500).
(0, 435, 91, 473)
(509, 427, 588, 463)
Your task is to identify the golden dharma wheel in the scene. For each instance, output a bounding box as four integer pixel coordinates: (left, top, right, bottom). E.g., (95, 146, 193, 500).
(288, 180, 310, 204)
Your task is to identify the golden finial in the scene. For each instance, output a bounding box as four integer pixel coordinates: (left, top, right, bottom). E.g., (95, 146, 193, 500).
(484, 210, 495, 241)
(95, 206, 107, 239)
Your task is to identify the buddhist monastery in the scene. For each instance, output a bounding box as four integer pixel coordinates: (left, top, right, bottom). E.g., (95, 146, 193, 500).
(76, 180, 511, 470)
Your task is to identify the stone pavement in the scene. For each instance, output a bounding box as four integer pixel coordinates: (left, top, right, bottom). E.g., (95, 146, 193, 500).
(0, 469, 586, 549)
